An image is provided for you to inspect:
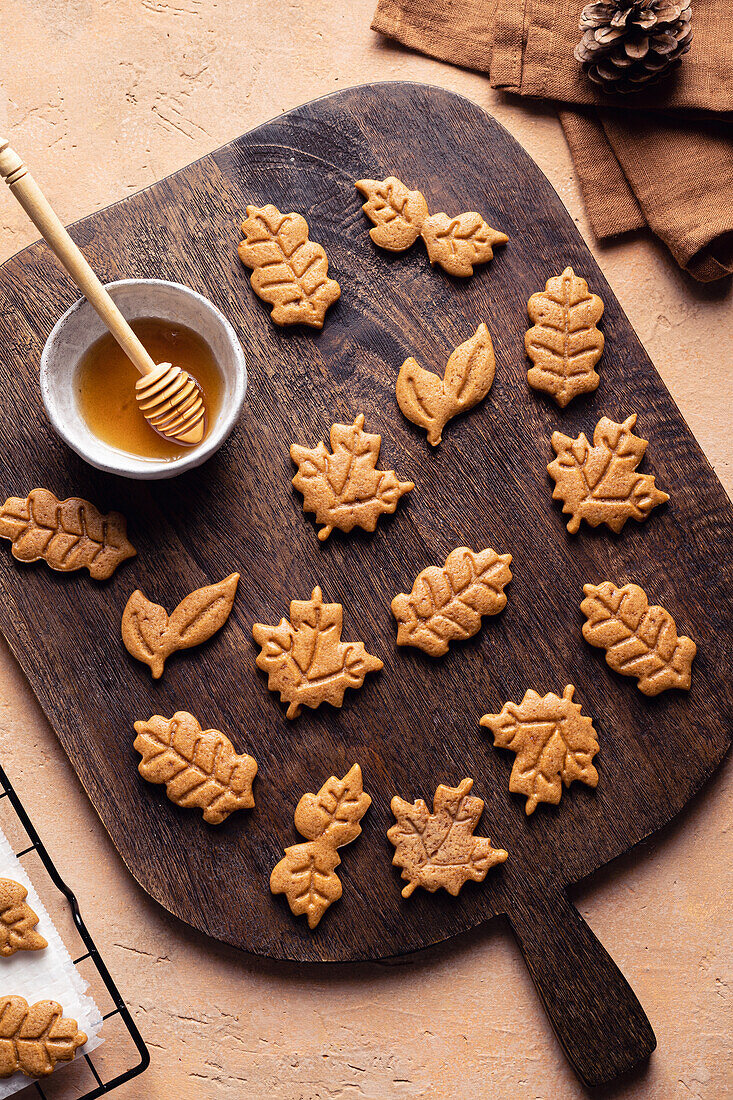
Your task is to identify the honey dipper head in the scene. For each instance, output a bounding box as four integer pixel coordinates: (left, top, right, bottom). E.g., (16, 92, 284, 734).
(135, 362, 207, 446)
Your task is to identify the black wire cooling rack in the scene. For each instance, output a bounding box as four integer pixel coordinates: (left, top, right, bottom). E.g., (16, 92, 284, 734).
(0, 763, 149, 1099)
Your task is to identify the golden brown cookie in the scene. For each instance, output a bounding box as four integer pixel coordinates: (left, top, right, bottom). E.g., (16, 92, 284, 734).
(134, 711, 257, 824)
(548, 414, 669, 534)
(480, 685, 599, 815)
(253, 587, 383, 719)
(355, 176, 507, 276)
(391, 547, 512, 656)
(270, 764, 371, 928)
(525, 267, 604, 407)
(388, 778, 508, 898)
(291, 414, 413, 541)
(581, 581, 696, 695)
(0, 996, 86, 1078)
(122, 573, 239, 679)
(0, 489, 135, 579)
(238, 204, 340, 327)
(396, 324, 496, 446)
(0, 879, 47, 957)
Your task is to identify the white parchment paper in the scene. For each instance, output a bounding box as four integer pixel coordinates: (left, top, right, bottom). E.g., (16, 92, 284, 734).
(0, 826, 103, 1097)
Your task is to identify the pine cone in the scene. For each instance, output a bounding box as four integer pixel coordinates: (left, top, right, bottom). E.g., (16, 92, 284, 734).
(574, 0, 693, 94)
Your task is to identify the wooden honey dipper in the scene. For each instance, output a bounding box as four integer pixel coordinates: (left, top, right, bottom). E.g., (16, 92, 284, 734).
(0, 138, 206, 446)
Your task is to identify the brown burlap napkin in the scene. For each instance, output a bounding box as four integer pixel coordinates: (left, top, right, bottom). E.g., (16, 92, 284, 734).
(372, 0, 733, 281)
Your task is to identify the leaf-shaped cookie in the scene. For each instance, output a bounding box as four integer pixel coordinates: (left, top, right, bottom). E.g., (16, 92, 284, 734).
(134, 711, 257, 824)
(355, 176, 429, 250)
(122, 573, 239, 679)
(270, 764, 371, 928)
(291, 414, 414, 541)
(0, 996, 86, 1078)
(548, 414, 669, 533)
(0, 489, 135, 579)
(525, 267, 605, 407)
(238, 204, 341, 327)
(388, 778, 508, 898)
(581, 581, 696, 695)
(253, 587, 383, 719)
(396, 324, 496, 445)
(392, 547, 512, 656)
(481, 685, 599, 815)
(0, 879, 47, 957)
(420, 211, 508, 277)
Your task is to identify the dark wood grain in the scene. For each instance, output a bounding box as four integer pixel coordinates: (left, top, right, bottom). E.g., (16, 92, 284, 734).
(0, 83, 731, 1087)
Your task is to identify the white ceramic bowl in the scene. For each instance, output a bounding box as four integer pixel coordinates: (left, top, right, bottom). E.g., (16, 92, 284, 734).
(40, 279, 247, 479)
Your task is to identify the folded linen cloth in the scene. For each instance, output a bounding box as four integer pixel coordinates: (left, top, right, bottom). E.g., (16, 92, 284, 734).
(372, 0, 733, 280)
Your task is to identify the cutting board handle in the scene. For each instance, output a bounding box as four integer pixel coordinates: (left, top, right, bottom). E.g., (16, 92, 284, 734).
(507, 885, 656, 1087)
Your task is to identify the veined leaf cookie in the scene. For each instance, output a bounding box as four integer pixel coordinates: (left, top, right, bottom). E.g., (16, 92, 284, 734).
(270, 764, 371, 928)
(0, 879, 47, 957)
(525, 267, 604, 407)
(0, 997, 86, 1078)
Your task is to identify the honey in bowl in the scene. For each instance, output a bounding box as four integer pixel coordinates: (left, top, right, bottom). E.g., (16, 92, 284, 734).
(75, 318, 223, 461)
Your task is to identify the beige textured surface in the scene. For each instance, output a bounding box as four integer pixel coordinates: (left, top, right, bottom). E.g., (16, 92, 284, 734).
(0, 2, 731, 1097)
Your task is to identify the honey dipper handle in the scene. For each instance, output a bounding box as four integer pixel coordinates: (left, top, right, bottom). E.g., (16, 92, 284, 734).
(0, 138, 157, 377)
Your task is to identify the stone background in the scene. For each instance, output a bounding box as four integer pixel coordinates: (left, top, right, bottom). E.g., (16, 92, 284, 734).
(0, 1, 731, 1097)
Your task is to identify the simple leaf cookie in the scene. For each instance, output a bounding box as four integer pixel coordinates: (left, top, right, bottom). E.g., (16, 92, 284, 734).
(0, 489, 135, 579)
(0, 997, 87, 1078)
(480, 685, 599, 815)
(0, 879, 47, 957)
(388, 778, 508, 898)
(238, 204, 341, 328)
(396, 324, 496, 446)
(270, 764, 371, 928)
(122, 573, 239, 679)
(253, 587, 383, 719)
(291, 414, 414, 541)
(581, 581, 696, 695)
(355, 175, 507, 276)
(525, 267, 605, 407)
(134, 711, 257, 824)
(391, 547, 512, 656)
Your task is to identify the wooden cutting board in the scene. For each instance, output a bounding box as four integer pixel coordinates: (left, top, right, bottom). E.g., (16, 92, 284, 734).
(0, 83, 731, 1088)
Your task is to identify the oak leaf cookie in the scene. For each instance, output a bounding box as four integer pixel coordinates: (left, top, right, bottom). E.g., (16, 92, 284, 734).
(391, 547, 512, 656)
(0, 489, 135, 579)
(291, 414, 413, 541)
(548, 414, 669, 533)
(134, 711, 257, 824)
(122, 573, 239, 679)
(238, 204, 340, 328)
(397, 324, 496, 446)
(355, 176, 507, 276)
(253, 587, 383, 718)
(0, 996, 87, 1078)
(270, 764, 371, 928)
(581, 581, 696, 695)
(0, 879, 47, 957)
(388, 778, 508, 898)
(525, 267, 604, 407)
(480, 685, 599, 815)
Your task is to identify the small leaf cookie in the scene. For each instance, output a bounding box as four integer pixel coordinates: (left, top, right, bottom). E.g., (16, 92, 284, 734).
(238, 204, 340, 328)
(0, 879, 47, 957)
(253, 587, 383, 719)
(291, 414, 414, 541)
(0, 996, 87, 1078)
(134, 711, 257, 824)
(122, 573, 239, 679)
(581, 581, 696, 695)
(354, 176, 429, 251)
(525, 267, 604, 407)
(388, 778, 508, 898)
(396, 324, 496, 446)
(270, 764, 371, 928)
(391, 547, 512, 656)
(0, 489, 135, 579)
(548, 414, 669, 534)
(481, 685, 599, 815)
